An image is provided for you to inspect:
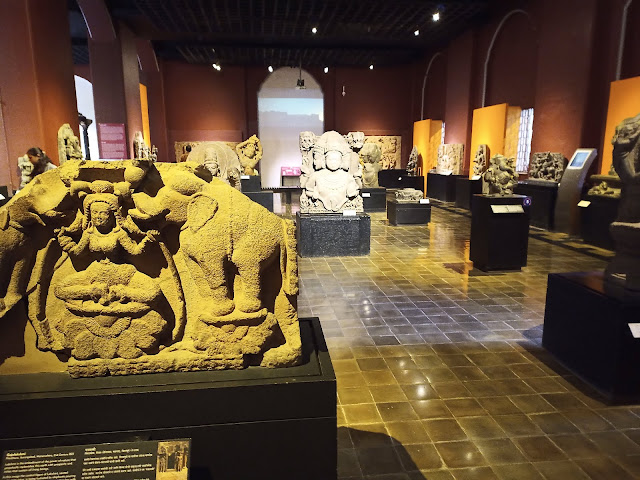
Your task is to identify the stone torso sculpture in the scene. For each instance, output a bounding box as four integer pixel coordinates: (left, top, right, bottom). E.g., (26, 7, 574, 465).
(359, 143, 382, 188)
(187, 142, 242, 190)
(0, 159, 301, 377)
(236, 135, 263, 175)
(58, 124, 83, 164)
(528, 152, 567, 182)
(300, 131, 363, 213)
(483, 154, 518, 195)
(407, 146, 419, 176)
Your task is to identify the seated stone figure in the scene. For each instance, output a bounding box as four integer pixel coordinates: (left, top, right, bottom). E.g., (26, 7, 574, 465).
(236, 135, 263, 175)
(360, 143, 382, 188)
(187, 142, 242, 190)
(0, 158, 301, 377)
(300, 131, 363, 213)
(483, 154, 518, 195)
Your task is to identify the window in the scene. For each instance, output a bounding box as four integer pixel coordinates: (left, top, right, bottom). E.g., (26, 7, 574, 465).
(516, 108, 534, 173)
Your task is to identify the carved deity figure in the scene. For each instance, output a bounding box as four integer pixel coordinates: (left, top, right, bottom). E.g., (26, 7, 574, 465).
(345, 131, 365, 152)
(132, 131, 157, 161)
(528, 152, 567, 182)
(0, 159, 301, 377)
(299, 131, 317, 189)
(395, 188, 423, 202)
(187, 142, 242, 190)
(472, 145, 488, 177)
(436, 144, 464, 175)
(57, 124, 83, 164)
(300, 131, 363, 213)
(236, 135, 263, 175)
(605, 113, 640, 291)
(483, 154, 518, 195)
(360, 143, 382, 188)
(407, 146, 419, 176)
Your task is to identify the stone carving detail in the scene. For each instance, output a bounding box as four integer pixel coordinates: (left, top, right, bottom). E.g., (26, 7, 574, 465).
(236, 135, 263, 175)
(472, 145, 488, 177)
(299, 131, 317, 189)
(483, 154, 518, 195)
(345, 132, 365, 152)
(175, 141, 239, 162)
(436, 144, 464, 175)
(395, 188, 423, 202)
(58, 124, 83, 164)
(0, 159, 301, 376)
(364, 136, 401, 169)
(187, 143, 242, 190)
(300, 131, 363, 213)
(133, 131, 157, 161)
(407, 146, 419, 176)
(605, 113, 640, 290)
(359, 143, 382, 188)
(528, 152, 567, 182)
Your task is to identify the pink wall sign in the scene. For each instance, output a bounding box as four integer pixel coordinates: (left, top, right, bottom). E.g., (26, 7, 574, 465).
(281, 166, 301, 176)
(98, 123, 127, 159)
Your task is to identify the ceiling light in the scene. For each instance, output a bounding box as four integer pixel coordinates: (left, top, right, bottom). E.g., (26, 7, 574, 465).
(268, 65, 273, 73)
(296, 78, 305, 89)
(432, 11, 440, 22)
(414, 29, 420, 36)
(324, 66, 329, 74)
(369, 64, 374, 70)
(212, 63, 221, 71)
(311, 27, 317, 34)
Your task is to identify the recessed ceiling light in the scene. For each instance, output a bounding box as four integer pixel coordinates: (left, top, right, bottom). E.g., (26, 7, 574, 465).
(324, 66, 329, 74)
(369, 64, 374, 70)
(212, 63, 221, 71)
(414, 29, 420, 36)
(268, 65, 274, 73)
(432, 11, 440, 22)
(311, 27, 317, 34)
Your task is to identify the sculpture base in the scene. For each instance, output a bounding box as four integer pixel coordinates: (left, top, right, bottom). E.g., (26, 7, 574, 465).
(296, 212, 370, 257)
(378, 170, 424, 191)
(543, 273, 640, 402)
(470, 194, 530, 271)
(580, 194, 619, 250)
(362, 187, 387, 212)
(240, 175, 262, 192)
(427, 173, 465, 202)
(514, 180, 558, 230)
(455, 177, 482, 210)
(244, 191, 274, 211)
(0, 317, 337, 480)
(387, 199, 431, 226)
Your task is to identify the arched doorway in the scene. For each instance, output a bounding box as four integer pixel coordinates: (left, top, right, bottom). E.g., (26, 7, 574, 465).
(258, 67, 324, 188)
(74, 75, 99, 160)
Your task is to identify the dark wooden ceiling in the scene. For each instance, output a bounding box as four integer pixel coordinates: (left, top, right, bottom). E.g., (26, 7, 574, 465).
(70, 0, 489, 67)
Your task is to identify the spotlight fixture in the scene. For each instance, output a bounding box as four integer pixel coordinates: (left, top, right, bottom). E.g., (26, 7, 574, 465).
(268, 65, 274, 73)
(212, 63, 221, 71)
(432, 11, 440, 22)
(369, 64, 374, 70)
(296, 60, 306, 89)
(414, 29, 420, 36)
(311, 26, 317, 34)
(324, 66, 329, 74)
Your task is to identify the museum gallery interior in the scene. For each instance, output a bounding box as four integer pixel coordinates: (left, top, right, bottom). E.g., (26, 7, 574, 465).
(1, 0, 640, 478)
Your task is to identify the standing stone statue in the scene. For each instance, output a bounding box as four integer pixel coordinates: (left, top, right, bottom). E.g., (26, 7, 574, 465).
(57, 124, 83, 164)
(605, 113, 640, 290)
(133, 131, 157, 161)
(528, 152, 567, 182)
(360, 143, 382, 188)
(236, 135, 263, 175)
(300, 131, 363, 213)
(299, 131, 317, 189)
(483, 154, 518, 195)
(436, 144, 464, 175)
(187, 142, 242, 190)
(472, 145, 488, 177)
(407, 146, 419, 176)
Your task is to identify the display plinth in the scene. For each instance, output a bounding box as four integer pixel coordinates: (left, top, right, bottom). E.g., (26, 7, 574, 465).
(543, 272, 640, 402)
(580, 194, 619, 250)
(244, 191, 274, 211)
(514, 180, 558, 230)
(387, 200, 431, 226)
(240, 175, 262, 192)
(427, 173, 465, 202)
(378, 170, 424, 191)
(241, 175, 274, 211)
(296, 212, 370, 257)
(362, 187, 387, 212)
(0, 317, 337, 480)
(455, 177, 482, 210)
(470, 194, 531, 271)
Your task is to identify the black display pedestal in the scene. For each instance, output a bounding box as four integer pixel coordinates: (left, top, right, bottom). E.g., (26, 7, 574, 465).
(470, 194, 530, 271)
(543, 272, 640, 402)
(514, 180, 558, 230)
(296, 212, 370, 257)
(455, 177, 482, 210)
(0, 318, 336, 480)
(427, 173, 465, 202)
(241, 175, 274, 211)
(378, 170, 424, 191)
(580, 194, 619, 250)
(362, 187, 387, 212)
(387, 199, 431, 226)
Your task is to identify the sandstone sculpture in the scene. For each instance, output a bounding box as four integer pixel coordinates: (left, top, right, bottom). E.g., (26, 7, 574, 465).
(605, 113, 640, 290)
(175, 141, 239, 163)
(187, 142, 242, 190)
(360, 143, 382, 188)
(394, 188, 423, 202)
(0, 159, 301, 377)
(133, 131, 158, 161)
(299, 131, 317, 189)
(365, 136, 401, 169)
(345, 131, 365, 152)
(236, 135, 263, 175)
(588, 163, 622, 197)
(483, 154, 518, 195)
(528, 152, 567, 182)
(472, 145, 488, 177)
(58, 124, 83, 164)
(407, 146, 419, 176)
(436, 144, 464, 175)
(300, 131, 363, 213)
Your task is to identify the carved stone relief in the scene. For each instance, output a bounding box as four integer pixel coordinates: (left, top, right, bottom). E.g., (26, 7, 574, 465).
(394, 188, 423, 202)
(363, 136, 401, 169)
(528, 152, 567, 183)
(236, 135, 263, 175)
(407, 146, 419, 176)
(187, 143, 242, 190)
(175, 141, 239, 163)
(436, 144, 464, 175)
(133, 131, 157, 161)
(58, 124, 83, 164)
(483, 154, 518, 195)
(472, 145, 488, 177)
(359, 143, 382, 188)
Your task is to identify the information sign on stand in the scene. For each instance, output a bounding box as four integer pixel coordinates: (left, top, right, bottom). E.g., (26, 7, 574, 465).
(1, 439, 191, 480)
(98, 123, 127, 160)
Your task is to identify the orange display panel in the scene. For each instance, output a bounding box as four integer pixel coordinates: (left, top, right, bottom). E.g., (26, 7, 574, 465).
(139, 83, 151, 147)
(601, 76, 640, 174)
(413, 119, 442, 193)
(469, 103, 508, 178)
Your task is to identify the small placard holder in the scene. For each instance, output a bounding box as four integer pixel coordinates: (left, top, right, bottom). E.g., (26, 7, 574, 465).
(241, 175, 250, 180)
(342, 210, 357, 217)
(419, 198, 430, 204)
(397, 177, 402, 181)
(444, 172, 453, 176)
(629, 323, 640, 338)
(577, 200, 591, 208)
(472, 175, 482, 181)
(362, 192, 371, 198)
(491, 205, 524, 214)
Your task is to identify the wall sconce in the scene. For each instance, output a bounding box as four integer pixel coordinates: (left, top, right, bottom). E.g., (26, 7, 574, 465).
(342, 86, 346, 97)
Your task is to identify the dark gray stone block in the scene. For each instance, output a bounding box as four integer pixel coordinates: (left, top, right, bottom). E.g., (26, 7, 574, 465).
(240, 175, 262, 192)
(296, 212, 370, 257)
(387, 199, 431, 226)
(378, 170, 424, 191)
(580, 194, 619, 250)
(427, 173, 465, 202)
(455, 177, 482, 210)
(244, 191, 274, 211)
(514, 180, 558, 230)
(362, 187, 386, 212)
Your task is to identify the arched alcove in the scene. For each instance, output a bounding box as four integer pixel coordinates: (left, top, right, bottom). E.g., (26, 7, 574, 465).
(258, 67, 324, 188)
(74, 75, 99, 160)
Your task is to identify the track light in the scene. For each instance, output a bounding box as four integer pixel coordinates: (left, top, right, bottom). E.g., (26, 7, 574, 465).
(324, 66, 329, 74)
(311, 26, 317, 34)
(268, 65, 274, 73)
(212, 63, 221, 71)
(432, 11, 440, 22)
(369, 64, 374, 70)
(414, 29, 420, 36)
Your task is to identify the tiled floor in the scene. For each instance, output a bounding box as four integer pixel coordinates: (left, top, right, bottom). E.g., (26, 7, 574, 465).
(295, 206, 640, 480)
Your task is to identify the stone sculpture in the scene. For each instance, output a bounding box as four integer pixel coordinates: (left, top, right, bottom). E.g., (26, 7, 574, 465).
(18, 154, 33, 189)
(472, 145, 488, 177)
(0, 159, 301, 377)
(528, 152, 567, 182)
(359, 143, 382, 188)
(175, 141, 239, 163)
(57, 124, 83, 164)
(588, 163, 622, 197)
(394, 188, 423, 202)
(605, 113, 640, 290)
(364, 136, 402, 169)
(345, 131, 365, 152)
(436, 144, 464, 175)
(236, 135, 263, 175)
(407, 146, 419, 176)
(483, 154, 518, 195)
(299, 131, 317, 189)
(133, 131, 157, 161)
(187, 142, 242, 190)
(300, 131, 363, 213)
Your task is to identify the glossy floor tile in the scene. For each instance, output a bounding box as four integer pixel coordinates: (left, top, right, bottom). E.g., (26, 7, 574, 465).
(295, 207, 640, 480)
